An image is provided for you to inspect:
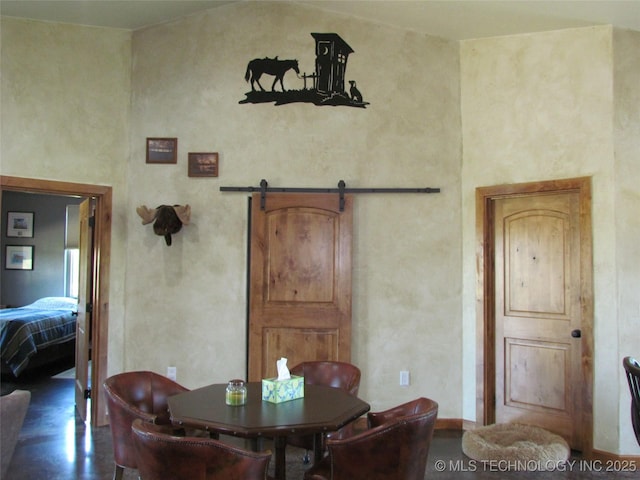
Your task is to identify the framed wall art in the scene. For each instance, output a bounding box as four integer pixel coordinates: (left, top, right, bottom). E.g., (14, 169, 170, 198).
(146, 137, 178, 164)
(188, 152, 219, 177)
(5, 245, 34, 270)
(6, 211, 34, 238)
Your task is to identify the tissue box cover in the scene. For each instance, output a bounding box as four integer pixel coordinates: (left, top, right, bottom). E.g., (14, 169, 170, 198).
(261, 375, 304, 403)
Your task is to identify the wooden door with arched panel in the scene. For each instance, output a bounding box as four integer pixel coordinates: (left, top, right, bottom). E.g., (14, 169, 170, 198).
(248, 193, 353, 380)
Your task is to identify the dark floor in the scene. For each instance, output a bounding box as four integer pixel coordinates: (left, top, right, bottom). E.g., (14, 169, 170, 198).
(1, 363, 637, 479)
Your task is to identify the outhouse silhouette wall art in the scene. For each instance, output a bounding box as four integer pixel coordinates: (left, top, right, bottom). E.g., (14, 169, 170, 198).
(241, 33, 368, 108)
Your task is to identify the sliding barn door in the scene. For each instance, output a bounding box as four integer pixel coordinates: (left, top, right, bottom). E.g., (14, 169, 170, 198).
(248, 193, 353, 381)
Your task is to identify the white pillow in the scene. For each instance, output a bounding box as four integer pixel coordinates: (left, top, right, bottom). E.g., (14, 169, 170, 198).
(27, 297, 77, 310)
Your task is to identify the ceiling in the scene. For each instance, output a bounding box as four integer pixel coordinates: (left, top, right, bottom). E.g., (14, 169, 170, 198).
(1, 0, 638, 40)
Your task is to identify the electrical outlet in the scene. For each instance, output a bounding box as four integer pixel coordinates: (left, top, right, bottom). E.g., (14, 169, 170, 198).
(399, 370, 410, 386)
(167, 366, 177, 381)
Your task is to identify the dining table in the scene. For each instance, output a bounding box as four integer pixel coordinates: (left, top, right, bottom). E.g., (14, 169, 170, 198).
(167, 381, 370, 480)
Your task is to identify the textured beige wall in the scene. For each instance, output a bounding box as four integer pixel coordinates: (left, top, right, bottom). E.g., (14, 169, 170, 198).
(461, 26, 639, 454)
(613, 28, 640, 455)
(126, 1, 462, 416)
(0, 18, 131, 374)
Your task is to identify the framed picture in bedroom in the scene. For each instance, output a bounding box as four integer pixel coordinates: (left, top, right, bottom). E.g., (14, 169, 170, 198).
(146, 137, 178, 164)
(6, 211, 34, 238)
(5, 245, 34, 270)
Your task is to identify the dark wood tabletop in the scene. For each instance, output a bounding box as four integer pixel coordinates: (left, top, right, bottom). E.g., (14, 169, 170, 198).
(168, 382, 370, 480)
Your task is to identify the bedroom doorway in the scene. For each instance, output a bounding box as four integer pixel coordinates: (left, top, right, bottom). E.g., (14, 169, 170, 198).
(0, 175, 112, 427)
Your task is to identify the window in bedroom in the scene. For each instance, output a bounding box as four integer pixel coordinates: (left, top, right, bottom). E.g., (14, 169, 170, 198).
(65, 204, 80, 298)
(65, 249, 79, 298)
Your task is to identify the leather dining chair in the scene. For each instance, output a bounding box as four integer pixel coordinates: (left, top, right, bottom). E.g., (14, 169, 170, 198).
(304, 397, 438, 480)
(623, 356, 640, 446)
(103, 371, 190, 480)
(132, 418, 273, 480)
(288, 361, 362, 461)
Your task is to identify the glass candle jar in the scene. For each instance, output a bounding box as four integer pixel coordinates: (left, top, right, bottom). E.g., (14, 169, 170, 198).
(225, 379, 247, 406)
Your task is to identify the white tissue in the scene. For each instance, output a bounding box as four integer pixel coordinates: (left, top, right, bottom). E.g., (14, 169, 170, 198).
(276, 357, 291, 381)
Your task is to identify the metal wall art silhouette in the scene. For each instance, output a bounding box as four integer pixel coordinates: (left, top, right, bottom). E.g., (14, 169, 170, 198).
(240, 33, 369, 108)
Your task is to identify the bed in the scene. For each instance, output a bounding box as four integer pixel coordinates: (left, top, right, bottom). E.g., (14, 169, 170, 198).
(0, 297, 77, 377)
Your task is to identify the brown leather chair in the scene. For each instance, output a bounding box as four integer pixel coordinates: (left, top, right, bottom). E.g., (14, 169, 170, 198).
(304, 397, 438, 480)
(623, 356, 640, 446)
(132, 419, 272, 480)
(288, 361, 361, 460)
(103, 371, 189, 480)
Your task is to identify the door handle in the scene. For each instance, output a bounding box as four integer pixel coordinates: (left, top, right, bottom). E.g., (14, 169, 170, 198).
(571, 329, 581, 338)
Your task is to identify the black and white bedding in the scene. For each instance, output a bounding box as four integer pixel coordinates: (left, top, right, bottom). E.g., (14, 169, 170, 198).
(0, 297, 77, 377)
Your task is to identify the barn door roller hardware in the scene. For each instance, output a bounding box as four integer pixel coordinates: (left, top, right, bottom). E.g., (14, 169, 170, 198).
(220, 179, 440, 211)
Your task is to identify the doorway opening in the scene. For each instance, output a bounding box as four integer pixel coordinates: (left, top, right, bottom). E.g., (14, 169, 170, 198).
(1, 175, 111, 427)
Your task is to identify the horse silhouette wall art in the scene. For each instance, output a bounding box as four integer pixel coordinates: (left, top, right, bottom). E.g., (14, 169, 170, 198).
(239, 33, 369, 108)
(245, 57, 299, 92)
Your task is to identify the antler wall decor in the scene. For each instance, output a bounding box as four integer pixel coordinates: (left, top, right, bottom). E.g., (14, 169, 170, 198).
(136, 204, 191, 246)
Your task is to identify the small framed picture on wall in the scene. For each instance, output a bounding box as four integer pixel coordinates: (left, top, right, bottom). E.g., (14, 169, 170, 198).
(188, 152, 219, 177)
(6, 211, 34, 238)
(146, 137, 178, 164)
(5, 245, 34, 270)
